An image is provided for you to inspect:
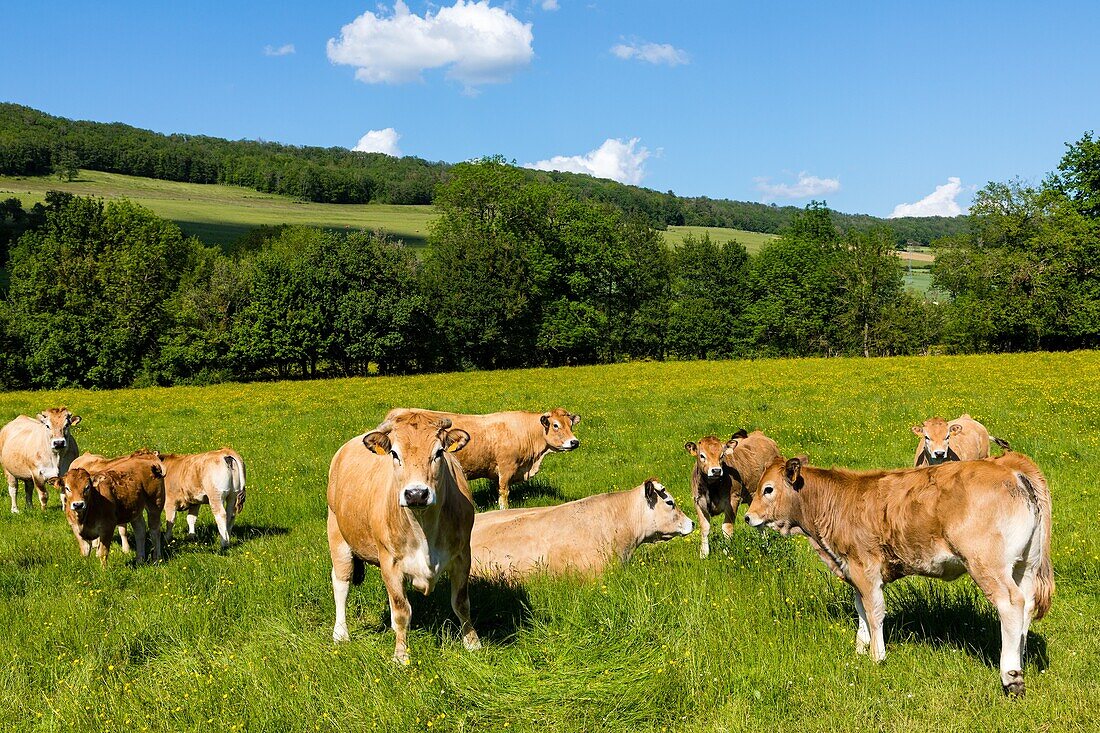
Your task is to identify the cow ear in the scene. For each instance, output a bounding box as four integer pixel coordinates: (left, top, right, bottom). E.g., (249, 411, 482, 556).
(37, 412, 49, 424)
(949, 424, 962, 435)
(150, 463, 164, 478)
(733, 428, 749, 440)
(684, 441, 698, 456)
(540, 413, 551, 430)
(362, 432, 392, 455)
(724, 438, 740, 454)
(644, 479, 659, 509)
(443, 428, 470, 453)
(911, 425, 924, 436)
(68, 415, 81, 427)
(569, 413, 581, 426)
(784, 458, 803, 488)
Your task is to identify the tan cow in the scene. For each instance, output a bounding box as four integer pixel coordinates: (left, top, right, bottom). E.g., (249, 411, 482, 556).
(470, 478, 694, 579)
(328, 410, 480, 664)
(158, 449, 246, 550)
(48, 452, 166, 567)
(745, 452, 1053, 696)
(912, 413, 1006, 466)
(385, 407, 580, 509)
(0, 407, 81, 512)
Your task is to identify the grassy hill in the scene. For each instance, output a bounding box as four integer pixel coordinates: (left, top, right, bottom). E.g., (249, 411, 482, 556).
(0, 352, 1095, 731)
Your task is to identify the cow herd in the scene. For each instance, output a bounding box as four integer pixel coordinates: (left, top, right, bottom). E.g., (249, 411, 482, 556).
(2, 404, 1053, 697)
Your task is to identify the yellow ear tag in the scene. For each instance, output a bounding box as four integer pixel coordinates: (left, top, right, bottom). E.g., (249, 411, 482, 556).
(371, 444, 389, 455)
(446, 442, 461, 453)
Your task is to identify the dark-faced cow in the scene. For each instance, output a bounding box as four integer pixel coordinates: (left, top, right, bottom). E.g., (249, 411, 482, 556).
(327, 410, 479, 664)
(745, 452, 1053, 696)
(470, 478, 694, 579)
(0, 407, 81, 512)
(384, 407, 580, 509)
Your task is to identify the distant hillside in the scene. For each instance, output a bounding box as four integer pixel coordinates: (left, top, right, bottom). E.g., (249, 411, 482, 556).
(0, 102, 966, 244)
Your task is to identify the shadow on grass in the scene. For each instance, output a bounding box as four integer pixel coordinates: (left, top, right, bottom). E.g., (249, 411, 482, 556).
(471, 478, 566, 511)
(160, 520, 290, 558)
(827, 580, 1049, 671)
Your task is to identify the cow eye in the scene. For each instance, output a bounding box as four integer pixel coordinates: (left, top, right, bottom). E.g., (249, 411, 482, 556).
(434, 448, 444, 460)
(553, 422, 561, 429)
(390, 450, 400, 463)
(763, 485, 774, 496)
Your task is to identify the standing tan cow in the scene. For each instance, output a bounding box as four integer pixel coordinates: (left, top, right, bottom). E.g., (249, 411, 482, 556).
(0, 407, 81, 512)
(470, 478, 694, 579)
(911, 413, 1005, 466)
(158, 449, 246, 550)
(745, 452, 1053, 696)
(384, 407, 580, 509)
(328, 410, 480, 664)
(48, 451, 166, 567)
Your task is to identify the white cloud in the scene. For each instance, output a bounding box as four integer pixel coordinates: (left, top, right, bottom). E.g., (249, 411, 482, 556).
(525, 138, 650, 185)
(541, 0, 560, 9)
(888, 177, 965, 218)
(610, 41, 689, 66)
(326, 1, 534, 90)
(263, 43, 296, 57)
(756, 172, 841, 201)
(352, 128, 402, 156)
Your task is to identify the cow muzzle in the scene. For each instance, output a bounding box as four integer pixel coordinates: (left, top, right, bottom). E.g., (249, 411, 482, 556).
(70, 501, 86, 512)
(706, 466, 723, 478)
(560, 438, 579, 451)
(745, 514, 765, 528)
(932, 449, 948, 459)
(400, 485, 434, 508)
(52, 438, 67, 450)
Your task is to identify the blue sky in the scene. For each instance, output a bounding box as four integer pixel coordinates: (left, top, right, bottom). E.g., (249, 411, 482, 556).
(3, 1, 1098, 217)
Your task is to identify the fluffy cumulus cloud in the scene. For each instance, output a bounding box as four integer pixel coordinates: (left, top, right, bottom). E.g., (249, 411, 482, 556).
(525, 138, 650, 185)
(610, 41, 689, 66)
(888, 177, 965, 218)
(352, 128, 402, 156)
(263, 43, 295, 56)
(755, 172, 841, 201)
(326, 1, 534, 90)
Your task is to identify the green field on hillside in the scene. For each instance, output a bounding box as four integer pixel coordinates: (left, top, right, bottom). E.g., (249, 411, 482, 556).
(1, 352, 1096, 731)
(661, 225, 778, 253)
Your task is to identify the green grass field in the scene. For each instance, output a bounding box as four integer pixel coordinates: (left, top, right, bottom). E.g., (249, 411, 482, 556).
(1, 352, 1096, 731)
(660, 225, 778, 253)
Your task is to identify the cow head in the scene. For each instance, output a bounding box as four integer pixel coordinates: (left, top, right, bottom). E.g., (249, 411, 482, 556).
(540, 408, 580, 452)
(47, 468, 97, 520)
(685, 435, 728, 480)
(363, 413, 470, 509)
(641, 478, 695, 539)
(745, 457, 806, 535)
(912, 417, 955, 461)
(37, 407, 80, 452)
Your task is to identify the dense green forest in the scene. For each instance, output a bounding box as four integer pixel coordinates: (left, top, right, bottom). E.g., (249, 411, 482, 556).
(0, 103, 962, 245)
(0, 131, 1095, 390)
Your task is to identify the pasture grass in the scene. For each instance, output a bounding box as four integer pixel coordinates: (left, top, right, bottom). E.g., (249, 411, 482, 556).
(1, 353, 1097, 732)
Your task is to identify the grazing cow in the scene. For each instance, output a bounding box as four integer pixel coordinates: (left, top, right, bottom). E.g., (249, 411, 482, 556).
(686, 429, 782, 558)
(47, 452, 166, 567)
(328, 411, 480, 664)
(745, 452, 1053, 696)
(157, 449, 246, 550)
(385, 407, 581, 509)
(0, 407, 81, 512)
(911, 413, 1005, 466)
(470, 478, 694, 579)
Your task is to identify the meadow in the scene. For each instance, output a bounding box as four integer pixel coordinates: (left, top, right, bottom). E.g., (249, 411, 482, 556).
(2, 352, 1096, 732)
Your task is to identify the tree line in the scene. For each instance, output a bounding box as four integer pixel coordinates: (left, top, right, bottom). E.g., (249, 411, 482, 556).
(1, 134, 1096, 391)
(1, 103, 963, 245)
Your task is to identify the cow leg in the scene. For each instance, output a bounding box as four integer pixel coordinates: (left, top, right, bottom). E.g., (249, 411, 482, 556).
(5, 469, 17, 513)
(96, 532, 111, 568)
(146, 506, 162, 562)
(23, 479, 34, 511)
(1015, 564, 1037, 678)
(186, 504, 201, 538)
(495, 469, 513, 510)
(164, 503, 178, 541)
(117, 525, 132, 554)
(224, 493, 238, 541)
(34, 479, 48, 510)
(211, 506, 230, 551)
(380, 559, 413, 665)
(850, 569, 887, 663)
(328, 509, 354, 643)
(972, 562, 1027, 696)
(852, 588, 872, 655)
(449, 554, 481, 652)
(131, 516, 148, 564)
(695, 500, 712, 559)
(722, 500, 738, 539)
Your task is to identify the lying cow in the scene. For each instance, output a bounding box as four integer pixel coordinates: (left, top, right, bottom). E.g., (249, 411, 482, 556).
(47, 451, 166, 567)
(746, 452, 1053, 696)
(328, 411, 480, 664)
(157, 449, 246, 550)
(912, 413, 1008, 466)
(1, 407, 81, 512)
(385, 407, 580, 509)
(470, 478, 694, 579)
(686, 429, 781, 558)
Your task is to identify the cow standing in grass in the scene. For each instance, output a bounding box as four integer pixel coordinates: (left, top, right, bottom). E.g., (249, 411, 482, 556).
(0, 407, 81, 512)
(327, 411, 480, 664)
(385, 407, 581, 509)
(746, 452, 1053, 696)
(157, 449, 246, 550)
(912, 413, 1006, 466)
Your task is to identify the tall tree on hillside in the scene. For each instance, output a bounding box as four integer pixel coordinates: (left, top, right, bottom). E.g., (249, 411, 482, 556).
(666, 233, 751, 359)
(835, 227, 905, 356)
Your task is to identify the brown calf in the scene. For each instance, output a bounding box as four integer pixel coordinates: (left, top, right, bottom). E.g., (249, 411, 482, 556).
(470, 478, 694, 579)
(1, 407, 81, 512)
(328, 410, 480, 664)
(745, 452, 1053, 696)
(159, 449, 246, 550)
(385, 407, 580, 509)
(912, 413, 1004, 466)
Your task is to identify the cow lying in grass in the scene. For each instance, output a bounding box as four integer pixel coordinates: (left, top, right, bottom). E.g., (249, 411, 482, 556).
(746, 452, 1053, 696)
(470, 478, 694, 579)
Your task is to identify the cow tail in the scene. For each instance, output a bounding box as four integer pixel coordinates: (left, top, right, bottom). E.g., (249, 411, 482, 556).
(992, 436, 1012, 453)
(1011, 457, 1053, 620)
(225, 454, 246, 515)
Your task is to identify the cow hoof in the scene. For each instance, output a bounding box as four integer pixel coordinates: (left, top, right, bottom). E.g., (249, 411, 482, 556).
(393, 650, 410, 666)
(1002, 670, 1025, 698)
(463, 634, 482, 651)
(10, 508, 18, 514)
(699, 548, 710, 559)
(332, 626, 349, 643)
(855, 638, 869, 655)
